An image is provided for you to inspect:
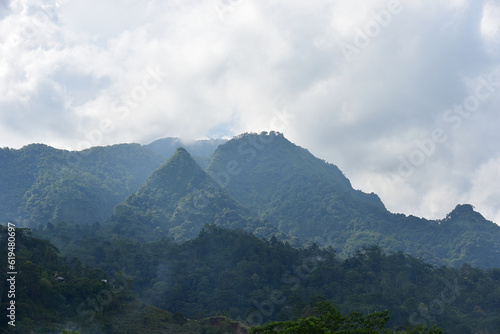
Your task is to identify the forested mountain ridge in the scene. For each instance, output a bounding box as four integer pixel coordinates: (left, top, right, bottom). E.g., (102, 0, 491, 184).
(206, 132, 387, 239)
(206, 132, 500, 268)
(0, 143, 164, 227)
(2, 132, 500, 333)
(107, 147, 277, 242)
(2, 132, 500, 268)
(207, 132, 385, 212)
(0, 138, 223, 227)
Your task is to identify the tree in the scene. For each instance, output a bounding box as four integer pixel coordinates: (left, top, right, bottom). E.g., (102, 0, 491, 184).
(173, 311, 187, 325)
(250, 302, 442, 334)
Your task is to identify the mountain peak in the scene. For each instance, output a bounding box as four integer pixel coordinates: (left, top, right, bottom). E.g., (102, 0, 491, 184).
(144, 138, 226, 163)
(452, 204, 475, 213)
(109, 146, 213, 240)
(445, 204, 485, 222)
(138, 146, 205, 195)
(109, 144, 268, 242)
(206, 132, 387, 240)
(176, 146, 188, 152)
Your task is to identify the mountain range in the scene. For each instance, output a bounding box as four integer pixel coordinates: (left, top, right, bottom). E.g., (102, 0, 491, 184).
(2, 131, 500, 268)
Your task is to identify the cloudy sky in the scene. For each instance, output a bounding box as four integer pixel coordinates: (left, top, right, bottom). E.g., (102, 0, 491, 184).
(1, 0, 499, 224)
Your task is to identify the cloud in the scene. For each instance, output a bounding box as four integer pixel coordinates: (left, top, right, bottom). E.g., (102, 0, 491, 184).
(0, 0, 499, 224)
(0, 0, 10, 19)
(468, 157, 500, 224)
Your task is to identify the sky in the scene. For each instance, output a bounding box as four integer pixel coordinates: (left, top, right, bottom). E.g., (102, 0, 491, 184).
(0, 0, 499, 224)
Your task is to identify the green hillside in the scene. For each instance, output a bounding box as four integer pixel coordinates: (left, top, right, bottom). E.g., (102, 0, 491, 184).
(108, 147, 277, 242)
(0, 224, 251, 334)
(0, 143, 164, 227)
(206, 132, 500, 268)
(2, 132, 500, 269)
(31, 223, 500, 333)
(0, 138, 223, 228)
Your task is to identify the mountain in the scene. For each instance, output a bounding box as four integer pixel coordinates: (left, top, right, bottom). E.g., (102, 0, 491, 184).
(205, 131, 394, 245)
(3, 133, 500, 333)
(434, 204, 500, 268)
(207, 132, 384, 212)
(206, 132, 500, 268)
(0, 137, 223, 228)
(144, 137, 226, 168)
(2, 132, 500, 268)
(0, 143, 164, 227)
(207, 132, 386, 239)
(107, 147, 276, 242)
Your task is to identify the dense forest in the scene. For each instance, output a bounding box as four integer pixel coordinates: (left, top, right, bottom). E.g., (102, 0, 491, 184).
(2, 132, 500, 268)
(1, 132, 500, 333)
(1, 222, 495, 333)
(249, 302, 444, 334)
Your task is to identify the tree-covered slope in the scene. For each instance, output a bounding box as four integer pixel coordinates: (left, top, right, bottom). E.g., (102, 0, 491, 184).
(3, 132, 500, 268)
(33, 223, 500, 334)
(0, 224, 135, 333)
(0, 144, 64, 225)
(0, 224, 250, 334)
(206, 132, 500, 268)
(0, 138, 225, 228)
(206, 132, 386, 239)
(107, 147, 276, 242)
(0, 143, 165, 227)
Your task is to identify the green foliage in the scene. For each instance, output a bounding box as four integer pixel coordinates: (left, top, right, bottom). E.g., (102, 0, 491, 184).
(107, 147, 277, 242)
(0, 224, 250, 334)
(3, 133, 500, 269)
(3, 133, 500, 333)
(144, 137, 226, 168)
(207, 132, 500, 268)
(250, 302, 442, 334)
(0, 225, 132, 333)
(0, 143, 164, 226)
(33, 224, 500, 333)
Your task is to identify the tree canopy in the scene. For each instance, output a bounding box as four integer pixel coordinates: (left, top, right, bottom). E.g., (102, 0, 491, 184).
(250, 302, 442, 334)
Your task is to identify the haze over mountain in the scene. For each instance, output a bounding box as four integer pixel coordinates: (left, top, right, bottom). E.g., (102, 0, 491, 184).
(205, 132, 500, 268)
(108, 146, 275, 242)
(0, 138, 222, 226)
(144, 137, 227, 169)
(2, 132, 499, 268)
(206, 132, 387, 235)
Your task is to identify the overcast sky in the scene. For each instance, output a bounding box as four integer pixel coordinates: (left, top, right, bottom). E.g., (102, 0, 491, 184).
(1, 0, 499, 224)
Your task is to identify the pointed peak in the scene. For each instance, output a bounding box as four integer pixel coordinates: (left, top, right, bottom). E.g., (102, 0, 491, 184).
(155, 147, 201, 174)
(127, 146, 209, 207)
(174, 146, 189, 155)
(167, 146, 194, 162)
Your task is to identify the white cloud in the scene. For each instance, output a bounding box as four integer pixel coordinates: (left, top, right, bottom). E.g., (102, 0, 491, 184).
(0, 0, 499, 224)
(468, 157, 500, 224)
(481, 0, 500, 57)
